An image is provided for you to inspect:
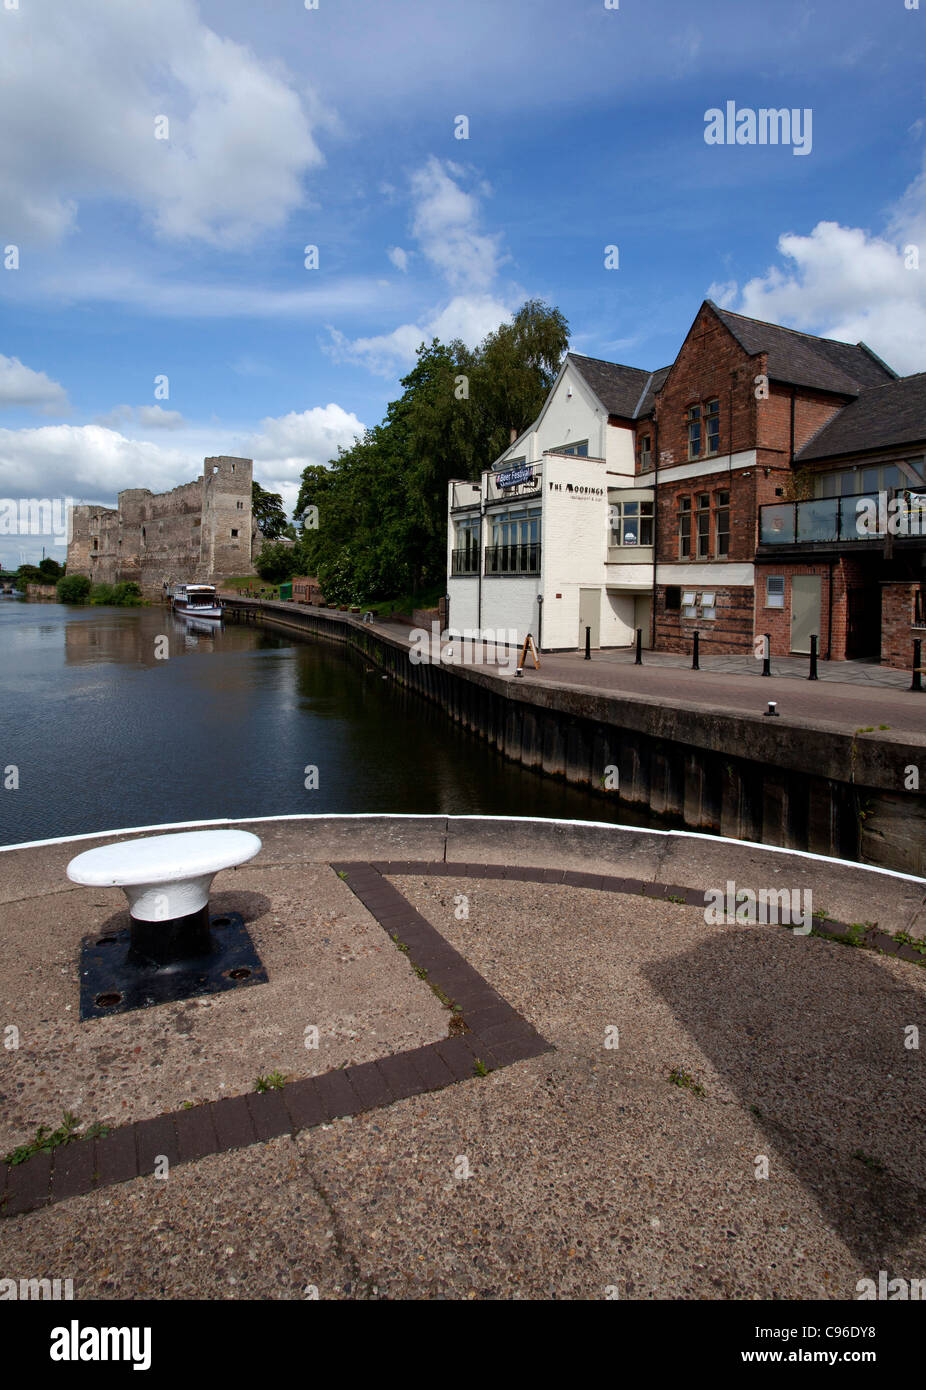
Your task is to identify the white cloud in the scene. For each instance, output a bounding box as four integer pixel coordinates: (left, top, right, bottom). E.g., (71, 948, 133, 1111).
(0, 356, 69, 414)
(409, 157, 502, 292)
(0, 403, 365, 557)
(387, 246, 409, 272)
(326, 294, 512, 376)
(327, 159, 511, 375)
(0, 0, 328, 248)
(94, 404, 186, 430)
(710, 152, 926, 377)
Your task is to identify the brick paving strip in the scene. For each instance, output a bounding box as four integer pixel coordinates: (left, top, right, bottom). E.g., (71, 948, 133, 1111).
(2, 859, 920, 1219)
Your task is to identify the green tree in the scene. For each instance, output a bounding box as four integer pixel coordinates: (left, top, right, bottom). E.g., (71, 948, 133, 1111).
(57, 574, 91, 603)
(254, 542, 300, 583)
(252, 481, 287, 539)
(291, 299, 569, 604)
(38, 557, 64, 580)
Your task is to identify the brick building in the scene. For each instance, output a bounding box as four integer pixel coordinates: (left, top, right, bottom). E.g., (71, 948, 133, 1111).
(447, 300, 925, 669)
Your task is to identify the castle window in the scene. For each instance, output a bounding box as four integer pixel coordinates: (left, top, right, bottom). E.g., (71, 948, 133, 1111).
(237, 500, 244, 510)
(231, 528, 239, 538)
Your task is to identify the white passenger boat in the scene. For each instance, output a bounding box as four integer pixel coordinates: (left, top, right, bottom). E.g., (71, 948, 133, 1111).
(171, 583, 222, 619)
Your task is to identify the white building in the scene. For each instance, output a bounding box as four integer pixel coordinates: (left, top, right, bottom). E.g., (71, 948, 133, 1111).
(446, 353, 665, 651)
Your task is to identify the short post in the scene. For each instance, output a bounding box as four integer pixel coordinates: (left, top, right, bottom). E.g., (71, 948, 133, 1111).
(762, 634, 771, 677)
(808, 633, 818, 680)
(584, 625, 591, 660)
(635, 627, 642, 665)
(913, 639, 923, 693)
(692, 630, 700, 670)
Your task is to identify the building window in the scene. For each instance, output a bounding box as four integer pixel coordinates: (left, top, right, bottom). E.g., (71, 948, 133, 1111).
(678, 497, 692, 558)
(237, 500, 244, 510)
(637, 435, 652, 471)
(665, 585, 681, 611)
(609, 499, 653, 547)
(452, 517, 480, 575)
(231, 528, 239, 538)
(687, 405, 701, 460)
(766, 576, 785, 609)
(701, 590, 716, 621)
(696, 493, 711, 558)
(706, 399, 720, 455)
(92, 538, 98, 551)
(552, 441, 589, 457)
(681, 590, 697, 618)
(487, 505, 541, 574)
(715, 490, 730, 556)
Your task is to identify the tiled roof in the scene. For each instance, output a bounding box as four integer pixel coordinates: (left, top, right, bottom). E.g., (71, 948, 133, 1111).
(566, 354, 655, 418)
(795, 373, 926, 462)
(709, 303, 896, 396)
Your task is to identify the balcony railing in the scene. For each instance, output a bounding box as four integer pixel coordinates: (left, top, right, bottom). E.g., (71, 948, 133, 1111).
(484, 542, 541, 575)
(450, 547, 480, 576)
(759, 492, 886, 546)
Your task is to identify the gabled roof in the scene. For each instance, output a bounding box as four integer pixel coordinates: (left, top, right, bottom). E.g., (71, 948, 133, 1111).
(632, 365, 672, 419)
(708, 302, 897, 397)
(566, 353, 658, 419)
(795, 373, 926, 463)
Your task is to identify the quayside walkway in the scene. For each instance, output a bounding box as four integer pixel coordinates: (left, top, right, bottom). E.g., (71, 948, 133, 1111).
(1, 815, 925, 1300)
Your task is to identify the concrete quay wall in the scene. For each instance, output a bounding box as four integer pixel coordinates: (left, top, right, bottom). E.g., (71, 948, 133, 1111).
(223, 599, 926, 875)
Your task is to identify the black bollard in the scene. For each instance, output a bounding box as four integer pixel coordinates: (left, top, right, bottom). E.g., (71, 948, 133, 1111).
(692, 630, 700, 670)
(762, 634, 771, 677)
(808, 633, 818, 680)
(913, 639, 923, 693)
(635, 627, 643, 665)
(584, 625, 591, 660)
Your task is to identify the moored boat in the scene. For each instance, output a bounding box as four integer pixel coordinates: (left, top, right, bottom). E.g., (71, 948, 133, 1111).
(171, 583, 222, 619)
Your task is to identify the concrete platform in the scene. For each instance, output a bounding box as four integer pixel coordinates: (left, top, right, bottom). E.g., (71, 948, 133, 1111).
(1, 815, 925, 1300)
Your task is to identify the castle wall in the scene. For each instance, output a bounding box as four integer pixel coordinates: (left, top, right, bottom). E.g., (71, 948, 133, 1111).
(66, 458, 254, 595)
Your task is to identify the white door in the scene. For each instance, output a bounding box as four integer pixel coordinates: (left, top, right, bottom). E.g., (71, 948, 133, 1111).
(578, 588, 601, 649)
(790, 575, 821, 654)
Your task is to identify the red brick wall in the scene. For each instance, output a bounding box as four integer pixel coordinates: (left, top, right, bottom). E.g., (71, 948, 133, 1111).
(652, 305, 760, 468)
(655, 584, 753, 654)
(656, 469, 757, 564)
(881, 582, 923, 670)
(753, 557, 875, 661)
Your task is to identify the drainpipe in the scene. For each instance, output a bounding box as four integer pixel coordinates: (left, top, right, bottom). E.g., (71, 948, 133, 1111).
(827, 561, 833, 660)
(650, 418, 659, 649)
(477, 484, 485, 636)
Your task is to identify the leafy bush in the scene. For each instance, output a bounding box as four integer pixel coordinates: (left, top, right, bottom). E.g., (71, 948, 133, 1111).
(254, 542, 300, 583)
(89, 582, 115, 605)
(56, 574, 91, 603)
(113, 582, 142, 606)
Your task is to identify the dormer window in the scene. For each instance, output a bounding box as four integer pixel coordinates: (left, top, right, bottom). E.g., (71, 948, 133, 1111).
(637, 434, 652, 471)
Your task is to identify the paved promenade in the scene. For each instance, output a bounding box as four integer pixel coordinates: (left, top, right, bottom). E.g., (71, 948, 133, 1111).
(1, 815, 925, 1300)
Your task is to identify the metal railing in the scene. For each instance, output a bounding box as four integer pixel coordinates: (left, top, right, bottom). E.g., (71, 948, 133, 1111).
(759, 490, 926, 545)
(484, 543, 541, 575)
(450, 547, 480, 576)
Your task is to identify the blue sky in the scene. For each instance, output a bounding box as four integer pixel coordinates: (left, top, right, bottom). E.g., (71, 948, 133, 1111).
(1, 0, 925, 566)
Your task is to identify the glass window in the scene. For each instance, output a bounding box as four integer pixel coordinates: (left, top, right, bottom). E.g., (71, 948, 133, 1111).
(696, 493, 711, 558)
(609, 499, 653, 547)
(687, 406, 701, 460)
(681, 589, 697, 618)
(706, 399, 720, 455)
(882, 464, 901, 490)
(766, 576, 785, 608)
(637, 435, 652, 470)
(678, 496, 691, 558)
(715, 490, 730, 556)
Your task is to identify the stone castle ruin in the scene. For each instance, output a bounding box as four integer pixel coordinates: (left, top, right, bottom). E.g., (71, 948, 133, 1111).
(67, 456, 256, 596)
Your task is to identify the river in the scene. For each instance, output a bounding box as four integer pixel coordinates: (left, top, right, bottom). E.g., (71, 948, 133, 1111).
(0, 601, 678, 847)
